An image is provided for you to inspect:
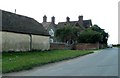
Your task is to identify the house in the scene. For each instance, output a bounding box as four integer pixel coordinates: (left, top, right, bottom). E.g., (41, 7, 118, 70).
(57, 16, 92, 44)
(0, 10, 50, 52)
(41, 15, 92, 44)
(42, 15, 57, 43)
(57, 16, 92, 30)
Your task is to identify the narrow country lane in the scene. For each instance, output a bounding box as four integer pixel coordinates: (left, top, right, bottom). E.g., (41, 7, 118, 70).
(3, 48, 118, 76)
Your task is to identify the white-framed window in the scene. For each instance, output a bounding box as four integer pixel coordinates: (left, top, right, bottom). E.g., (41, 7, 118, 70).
(49, 29, 54, 37)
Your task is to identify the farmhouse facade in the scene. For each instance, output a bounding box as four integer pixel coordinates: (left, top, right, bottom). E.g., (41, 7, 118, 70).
(42, 15, 92, 43)
(57, 16, 92, 29)
(42, 15, 57, 43)
(57, 16, 92, 30)
(0, 10, 50, 52)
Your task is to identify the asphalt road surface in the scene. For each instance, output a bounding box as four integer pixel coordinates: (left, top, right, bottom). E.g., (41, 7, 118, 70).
(4, 48, 118, 76)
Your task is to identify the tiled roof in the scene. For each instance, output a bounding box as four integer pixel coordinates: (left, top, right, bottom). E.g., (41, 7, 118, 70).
(83, 20, 92, 27)
(42, 22, 51, 30)
(57, 19, 92, 29)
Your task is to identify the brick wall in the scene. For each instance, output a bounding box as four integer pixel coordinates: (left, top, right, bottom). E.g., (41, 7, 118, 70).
(50, 42, 106, 50)
(50, 43, 68, 50)
(74, 43, 99, 50)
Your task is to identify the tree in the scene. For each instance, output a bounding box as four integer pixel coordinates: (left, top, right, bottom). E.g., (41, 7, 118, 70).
(78, 29, 102, 43)
(55, 24, 108, 45)
(55, 25, 79, 44)
(90, 24, 109, 44)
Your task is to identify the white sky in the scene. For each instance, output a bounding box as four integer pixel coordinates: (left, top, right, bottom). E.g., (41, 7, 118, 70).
(0, 0, 119, 44)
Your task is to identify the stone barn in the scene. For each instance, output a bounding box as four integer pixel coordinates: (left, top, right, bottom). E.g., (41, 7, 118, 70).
(0, 10, 50, 52)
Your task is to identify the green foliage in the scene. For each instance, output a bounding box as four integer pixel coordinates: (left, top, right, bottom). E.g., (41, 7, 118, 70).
(78, 29, 102, 43)
(90, 24, 109, 44)
(55, 24, 108, 44)
(2, 50, 94, 73)
(90, 24, 102, 32)
(55, 25, 79, 42)
(112, 44, 120, 47)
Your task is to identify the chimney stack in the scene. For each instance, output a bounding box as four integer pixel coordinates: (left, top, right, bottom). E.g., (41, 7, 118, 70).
(43, 15, 47, 22)
(78, 15, 83, 21)
(66, 16, 70, 22)
(78, 15, 83, 25)
(51, 16, 55, 24)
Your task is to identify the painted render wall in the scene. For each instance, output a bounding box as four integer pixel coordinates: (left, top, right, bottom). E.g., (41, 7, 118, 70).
(0, 10, 2, 52)
(32, 35, 50, 51)
(1, 31, 30, 51)
(1, 31, 50, 52)
(0, 31, 2, 52)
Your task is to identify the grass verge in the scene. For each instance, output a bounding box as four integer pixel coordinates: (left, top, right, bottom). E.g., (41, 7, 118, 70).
(2, 50, 94, 73)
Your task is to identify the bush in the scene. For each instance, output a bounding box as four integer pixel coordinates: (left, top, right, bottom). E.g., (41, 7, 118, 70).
(78, 29, 102, 43)
(55, 26, 79, 42)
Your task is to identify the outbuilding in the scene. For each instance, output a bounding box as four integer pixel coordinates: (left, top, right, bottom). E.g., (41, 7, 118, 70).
(0, 10, 50, 52)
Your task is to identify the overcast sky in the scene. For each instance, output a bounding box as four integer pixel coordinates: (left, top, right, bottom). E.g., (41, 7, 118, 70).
(0, 0, 119, 44)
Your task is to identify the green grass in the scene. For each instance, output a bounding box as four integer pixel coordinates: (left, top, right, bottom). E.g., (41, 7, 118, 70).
(2, 50, 94, 73)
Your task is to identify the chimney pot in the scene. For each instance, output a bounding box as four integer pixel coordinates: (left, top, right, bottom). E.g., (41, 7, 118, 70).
(78, 15, 83, 21)
(43, 15, 47, 22)
(51, 16, 55, 24)
(66, 16, 70, 22)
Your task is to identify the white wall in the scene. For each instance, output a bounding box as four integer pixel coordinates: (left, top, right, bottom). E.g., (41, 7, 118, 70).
(0, 31, 2, 52)
(1, 31, 30, 51)
(32, 35, 50, 51)
(1, 31, 50, 52)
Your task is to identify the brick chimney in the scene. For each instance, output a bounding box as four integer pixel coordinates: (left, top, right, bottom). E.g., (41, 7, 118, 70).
(78, 15, 83, 25)
(78, 15, 83, 21)
(51, 16, 55, 24)
(66, 16, 70, 22)
(43, 15, 47, 22)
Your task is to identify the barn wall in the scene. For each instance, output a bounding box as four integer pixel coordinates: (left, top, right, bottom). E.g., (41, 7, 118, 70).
(1, 31, 50, 52)
(32, 35, 50, 51)
(1, 31, 30, 51)
(0, 10, 2, 52)
(0, 32, 2, 52)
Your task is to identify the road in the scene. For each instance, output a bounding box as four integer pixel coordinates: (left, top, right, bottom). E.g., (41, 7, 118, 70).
(3, 48, 118, 76)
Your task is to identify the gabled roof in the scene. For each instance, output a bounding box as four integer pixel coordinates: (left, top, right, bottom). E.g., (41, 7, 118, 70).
(83, 20, 92, 27)
(57, 19, 92, 29)
(42, 22, 51, 30)
(0, 10, 49, 36)
(57, 21, 85, 29)
(42, 22, 57, 31)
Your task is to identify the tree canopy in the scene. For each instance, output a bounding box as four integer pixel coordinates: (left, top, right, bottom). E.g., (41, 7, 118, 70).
(55, 25, 79, 44)
(55, 24, 109, 44)
(78, 29, 102, 43)
(90, 24, 109, 44)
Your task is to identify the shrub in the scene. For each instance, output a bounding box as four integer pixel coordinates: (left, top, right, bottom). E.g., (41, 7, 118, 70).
(78, 29, 102, 43)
